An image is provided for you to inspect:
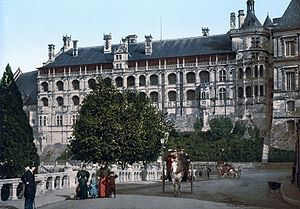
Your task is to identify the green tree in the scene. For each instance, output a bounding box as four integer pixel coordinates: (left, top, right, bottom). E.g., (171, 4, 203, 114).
(70, 77, 172, 168)
(208, 117, 233, 141)
(0, 64, 39, 178)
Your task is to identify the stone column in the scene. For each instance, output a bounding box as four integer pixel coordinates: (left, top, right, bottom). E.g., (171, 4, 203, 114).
(10, 183, 19, 200)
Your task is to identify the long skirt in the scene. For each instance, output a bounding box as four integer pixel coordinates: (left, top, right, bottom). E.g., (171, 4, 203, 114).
(98, 177, 108, 198)
(89, 183, 98, 198)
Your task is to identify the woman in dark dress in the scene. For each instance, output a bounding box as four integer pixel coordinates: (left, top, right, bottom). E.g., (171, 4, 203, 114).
(77, 165, 90, 199)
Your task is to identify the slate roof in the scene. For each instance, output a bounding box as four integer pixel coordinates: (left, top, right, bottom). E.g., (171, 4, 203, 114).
(15, 71, 38, 105)
(263, 15, 273, 28)
(241, 12, 262, 29)
(42, 34, 233, 68)
(275, 0, 300, 29)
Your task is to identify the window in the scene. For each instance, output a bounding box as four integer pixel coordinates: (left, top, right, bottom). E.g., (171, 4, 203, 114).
(254, 65, 258, 78)
(251, 37, 260, 48)
(88, 79, 96, 89)
(254, 85, 258, 97)
(168, 73, 176, 85)
(150, 74, 158, 86)
(245, 67, 252, 79)
(199, 71, 209, 83)
(41, 98, 48, 106)
(139, 75, 146, 86)
(238, 68, 243, 79)
(127, 76, 135, 87)
(57, 97, 64, 106)
(150, 92, 159, 102)
(260, 85, 264, 96)
(287, 120, 295, 133)
(286, 41, 295, 56)
(219, 88, 226, 100)
(72, 80, 80, 90)
(41, 82, 49, 92)
(186, 72, 196, 83)
(43, 116, 47, 126)
(259, 65, 264, 77)
(72, 96, 80, 106)
(115, 77, 123, 88)
(219, 70, 226, 82)
(57, 81, 64, 91)
(39, 116, 46, 126)
(187, 90, 195, 101)
(287, 101, 295, 112)
(286, 72, 296, 91)
(238, 87, 243, 98)
(56, 115, 63, 126)
(246, 86, 252, 98)
(39, 116, 42, 126)
(168, 91, 176, 101)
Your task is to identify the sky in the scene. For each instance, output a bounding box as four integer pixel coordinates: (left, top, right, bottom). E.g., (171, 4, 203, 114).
(0, 0, 291, 77)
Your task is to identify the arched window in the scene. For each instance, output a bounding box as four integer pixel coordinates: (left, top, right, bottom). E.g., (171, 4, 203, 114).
(259, 65, 264, 77)
(88, 79, 96, 89)
(72, 80, 80, 90)
(219, 88, 226, 100)
(127, 76, 135, 87)
(238, 87, 243, 98)
(254, 85, 258, 97)
(238, 68, 243, 79)
(57, 97, 64, 106)
(168, 73, 176, 85)
(150, 74, 159, 86)
(199, 71, 210, 83)
(150, 92, 159, 102)
(139, 75, 146, 86)
(41, 82, 49, 92)
(186, 90, 195, 100)
(260, 85, 264, 96)
(168, 91, 176, 101)
(140, 92, 147, 99)
(41, 97, 48, 106)
(254, 65, 258, 77)
(72, 96, 80, 106)
(115, 77, 123, 88)
(246, 67, 252, 79)
(104, 77, 112, 85)
(219, 70, 226, 82)
(246, 86, 252, 98)
(186, 72, 196, 83)
(57, 81, 64, 91)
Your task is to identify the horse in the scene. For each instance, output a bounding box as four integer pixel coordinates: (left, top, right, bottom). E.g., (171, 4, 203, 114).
(216, 163, 242, 178)
(170, 154, 184, 197)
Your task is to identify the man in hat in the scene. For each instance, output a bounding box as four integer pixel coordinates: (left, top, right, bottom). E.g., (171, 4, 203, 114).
(21, 161, 37, 209)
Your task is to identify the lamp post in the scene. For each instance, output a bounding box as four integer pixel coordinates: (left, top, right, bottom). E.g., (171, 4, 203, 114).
(161, 132, 169, 193)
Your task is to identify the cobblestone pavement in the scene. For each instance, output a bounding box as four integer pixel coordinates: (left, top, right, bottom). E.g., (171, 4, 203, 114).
(0, 169, 298, 209)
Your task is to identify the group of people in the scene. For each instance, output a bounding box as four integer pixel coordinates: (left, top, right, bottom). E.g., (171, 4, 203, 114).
(76, 164, 118, 199)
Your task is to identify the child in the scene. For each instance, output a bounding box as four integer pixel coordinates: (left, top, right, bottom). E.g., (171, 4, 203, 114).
(108, 171, 118, 198)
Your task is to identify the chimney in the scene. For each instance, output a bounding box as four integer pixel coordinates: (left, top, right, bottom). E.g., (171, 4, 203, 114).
(230, 12, 236, 30)
(103, 33, 112, 54)
(72, 40, 78, 57)
(238, 10, 245, 28)
(48, 44, 55, 62)
(247, 0, 255, 14)
(202, 27, 209, 36)
(145, 35, 153, 56)
(126, 34, 138, 44)
(62, 35, 71, 52)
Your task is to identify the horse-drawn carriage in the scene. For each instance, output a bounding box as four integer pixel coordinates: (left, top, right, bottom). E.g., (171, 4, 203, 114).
(162, 149, 192, 197)
(216, 160, 242, 178)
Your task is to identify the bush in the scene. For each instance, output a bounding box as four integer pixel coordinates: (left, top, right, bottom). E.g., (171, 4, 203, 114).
(268, 148, 294, 162)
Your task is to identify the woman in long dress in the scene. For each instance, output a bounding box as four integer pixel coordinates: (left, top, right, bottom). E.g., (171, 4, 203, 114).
(97, 165, 110, 198)
(77, 165, 90, 199)
(89, 173, 98, 198)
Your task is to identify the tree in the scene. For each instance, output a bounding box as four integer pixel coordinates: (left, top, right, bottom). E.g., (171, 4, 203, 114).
(0, 64, 39, 178)
(69, 77, 172, 168)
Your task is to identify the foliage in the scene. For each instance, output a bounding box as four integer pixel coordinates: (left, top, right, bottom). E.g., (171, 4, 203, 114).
(69, 77, 172, 167)
(268, 148, 294, 162)
(0, 64, 39, 179)
(166, 117, 264, 162)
